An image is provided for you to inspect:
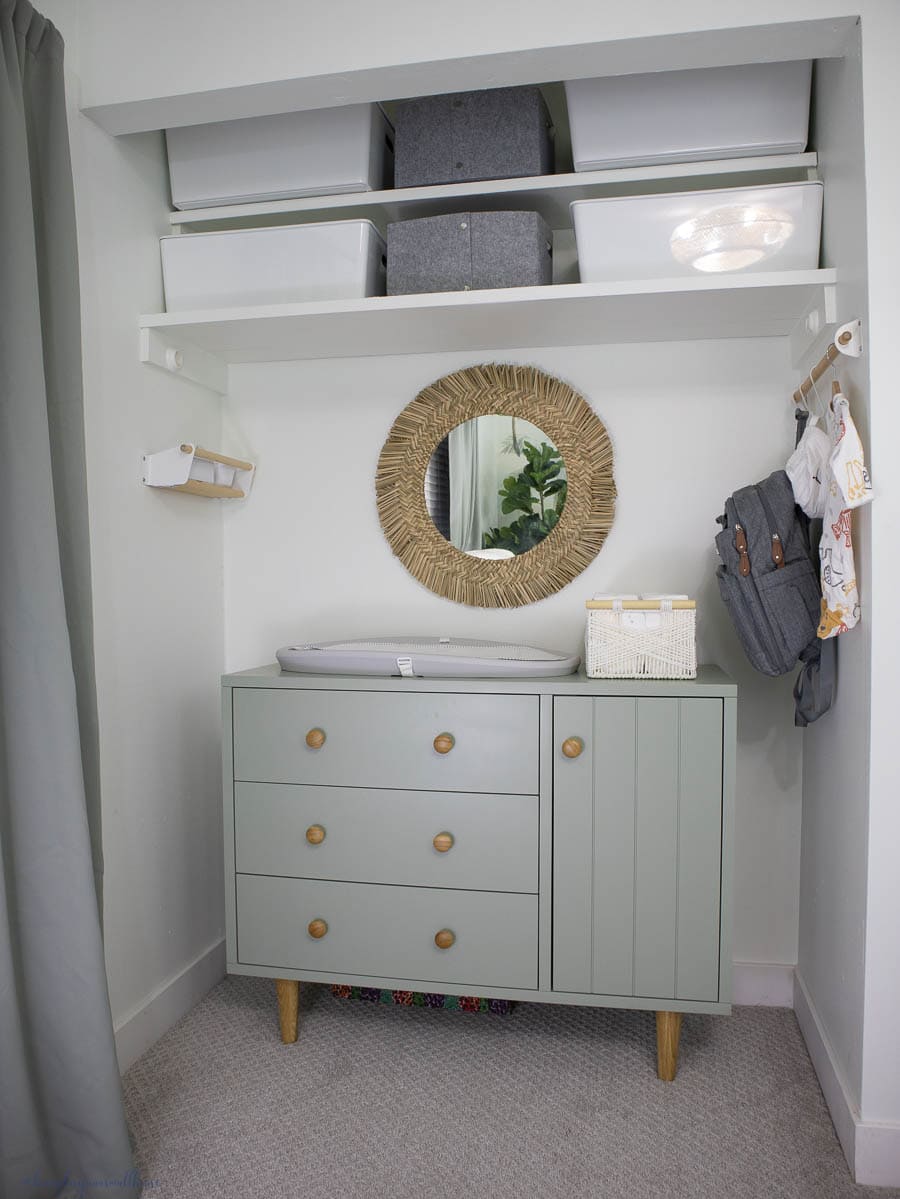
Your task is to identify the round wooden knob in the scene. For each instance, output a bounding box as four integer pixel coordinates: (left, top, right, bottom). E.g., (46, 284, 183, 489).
(305, 727, 326, 749)
(433, 732, 455, 754)
(305, 824, 326, 845)
(433, 831, 455, 853)
(307, 918, 328, 939)
(561, 736, 584, 759)
(434, 928, 455, 950)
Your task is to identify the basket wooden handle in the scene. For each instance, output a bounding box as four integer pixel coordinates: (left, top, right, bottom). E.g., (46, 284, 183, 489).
(585, 599, 696, 610)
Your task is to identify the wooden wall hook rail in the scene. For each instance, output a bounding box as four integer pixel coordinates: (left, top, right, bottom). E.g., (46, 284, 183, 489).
(793, 318, 862, 405)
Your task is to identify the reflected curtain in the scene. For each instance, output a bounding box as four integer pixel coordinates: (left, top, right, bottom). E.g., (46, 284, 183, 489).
(449, 421, 480, 550)
(0, 3, 134, 1196)
(424, 434, 450, 541)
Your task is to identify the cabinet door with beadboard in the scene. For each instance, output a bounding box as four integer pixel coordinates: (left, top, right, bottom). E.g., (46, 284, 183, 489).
(552, 696, 724, 1002)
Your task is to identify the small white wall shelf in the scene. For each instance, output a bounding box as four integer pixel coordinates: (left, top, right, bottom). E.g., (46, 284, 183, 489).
(169, 152, 818, 233)
(142, 443, 255, 499)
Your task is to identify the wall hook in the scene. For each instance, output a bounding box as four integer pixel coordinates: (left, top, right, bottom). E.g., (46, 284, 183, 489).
(834, 318, 862, 358)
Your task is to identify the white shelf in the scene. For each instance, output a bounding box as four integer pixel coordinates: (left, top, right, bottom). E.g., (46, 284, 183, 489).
(139, 269, 837, 390)
(169, 153, 818, 233)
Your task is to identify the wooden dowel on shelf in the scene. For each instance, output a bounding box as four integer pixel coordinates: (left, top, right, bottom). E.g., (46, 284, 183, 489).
(179, 444, 254, 472)
(171, 480, 246, 499)
(585, 600, 696, 610)
(793, 329, 854, 405)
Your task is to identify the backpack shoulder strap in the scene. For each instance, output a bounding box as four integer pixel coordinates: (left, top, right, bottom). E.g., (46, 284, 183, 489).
(793, 636, 836, 726)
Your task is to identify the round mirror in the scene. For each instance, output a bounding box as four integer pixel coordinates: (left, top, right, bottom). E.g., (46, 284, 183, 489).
(376, 364, 616, 608)
(426, 415, 567, 559)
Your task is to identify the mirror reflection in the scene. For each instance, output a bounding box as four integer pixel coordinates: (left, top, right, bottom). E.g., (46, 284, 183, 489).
(425, 415, 567, 558)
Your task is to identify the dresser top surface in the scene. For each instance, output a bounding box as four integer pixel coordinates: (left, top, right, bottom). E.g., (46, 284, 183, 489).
(222, 663, 737, 698)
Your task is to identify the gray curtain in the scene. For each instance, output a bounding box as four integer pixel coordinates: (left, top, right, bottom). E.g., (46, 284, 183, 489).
(449, 421, 480, 550)
(0, 3, 135, 1196)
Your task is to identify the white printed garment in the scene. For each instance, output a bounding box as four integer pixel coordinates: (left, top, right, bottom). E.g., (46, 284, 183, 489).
(817, 390, 873, 639)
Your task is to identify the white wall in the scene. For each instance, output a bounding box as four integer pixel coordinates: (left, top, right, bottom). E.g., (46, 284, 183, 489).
(77, 120, 227, 1066)
(223, 338, 804, 970)
(855, 0, 900, 1162)
(796, 27, 870, 1118)
(797, 5, 900, 1183)
(42, 1, 228, 1069)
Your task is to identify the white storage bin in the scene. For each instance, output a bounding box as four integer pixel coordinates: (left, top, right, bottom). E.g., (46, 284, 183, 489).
(585, 599, 697, 680)
(571, 181, 822, 281)
(565, 61, 811, 171)
(166, 104, 394, 210)
(160, 220, 387, 311)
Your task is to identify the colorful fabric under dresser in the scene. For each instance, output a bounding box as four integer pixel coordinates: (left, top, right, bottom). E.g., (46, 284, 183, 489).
(330, 984, 514, 1014)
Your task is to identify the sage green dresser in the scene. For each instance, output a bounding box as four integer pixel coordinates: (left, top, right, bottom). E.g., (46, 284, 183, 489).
(222, 665, 736, 1079)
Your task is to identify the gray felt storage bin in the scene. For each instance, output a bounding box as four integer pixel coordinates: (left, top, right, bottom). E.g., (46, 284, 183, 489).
(394, 87, 554, 188)
(387, 211, 553, 295)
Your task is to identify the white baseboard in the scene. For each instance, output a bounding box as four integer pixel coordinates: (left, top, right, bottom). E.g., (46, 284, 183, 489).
(794, 970, 900, 1187)
(113, 938, 225, 1073)
(793, 970, 859, 1176)
(854, 1121, 900, 1188)
(732, 960, 795, 1006)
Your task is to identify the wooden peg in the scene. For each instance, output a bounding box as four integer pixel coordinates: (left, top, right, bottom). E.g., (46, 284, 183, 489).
(179, 443, 254, 472)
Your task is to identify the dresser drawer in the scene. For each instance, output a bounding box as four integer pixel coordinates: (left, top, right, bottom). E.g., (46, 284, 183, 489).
(235, 783, 538, 892)
(236, 875, 538, 989)
(232, 688, 538, 794)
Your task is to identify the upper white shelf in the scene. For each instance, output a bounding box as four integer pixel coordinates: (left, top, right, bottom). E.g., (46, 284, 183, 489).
(140, 269, 837, 392)
(169, 153, 818, 233)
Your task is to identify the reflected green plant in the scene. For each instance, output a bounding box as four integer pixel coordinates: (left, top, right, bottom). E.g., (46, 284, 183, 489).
(482, 441, 567, 555)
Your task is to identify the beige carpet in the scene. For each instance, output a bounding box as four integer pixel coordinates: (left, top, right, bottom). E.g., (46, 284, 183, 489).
(122, 977, 899, 1198)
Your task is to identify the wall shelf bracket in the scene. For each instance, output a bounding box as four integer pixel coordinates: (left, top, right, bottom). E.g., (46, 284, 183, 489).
(140, 326, 228, 395)
(790, 281, 837, 367)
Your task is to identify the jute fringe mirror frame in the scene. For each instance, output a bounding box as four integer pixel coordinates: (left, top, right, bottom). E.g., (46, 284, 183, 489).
(376, 364, 616, 608)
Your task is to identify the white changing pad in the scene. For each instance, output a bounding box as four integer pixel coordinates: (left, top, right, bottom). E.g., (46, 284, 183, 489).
(276, 636, 580, 678)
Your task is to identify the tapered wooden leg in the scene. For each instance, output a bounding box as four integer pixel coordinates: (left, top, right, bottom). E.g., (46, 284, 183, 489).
(656, 1011, 682, 1081)
(275, 979, 300, 1043)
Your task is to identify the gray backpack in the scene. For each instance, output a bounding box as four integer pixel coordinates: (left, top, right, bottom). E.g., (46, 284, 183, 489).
(715, 468, 834, 724)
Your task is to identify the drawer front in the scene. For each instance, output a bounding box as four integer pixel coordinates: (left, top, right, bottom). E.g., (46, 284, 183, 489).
(233, 688, 538, 794)
(236, 875, 538, 990)
(235, 783, 538, 892)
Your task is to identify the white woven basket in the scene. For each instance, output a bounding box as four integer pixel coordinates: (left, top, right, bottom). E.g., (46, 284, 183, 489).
(585, 599, 697, 679)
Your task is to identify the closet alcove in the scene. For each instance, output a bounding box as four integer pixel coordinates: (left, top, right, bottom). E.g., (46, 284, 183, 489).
(83, 7, 886, 1178)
